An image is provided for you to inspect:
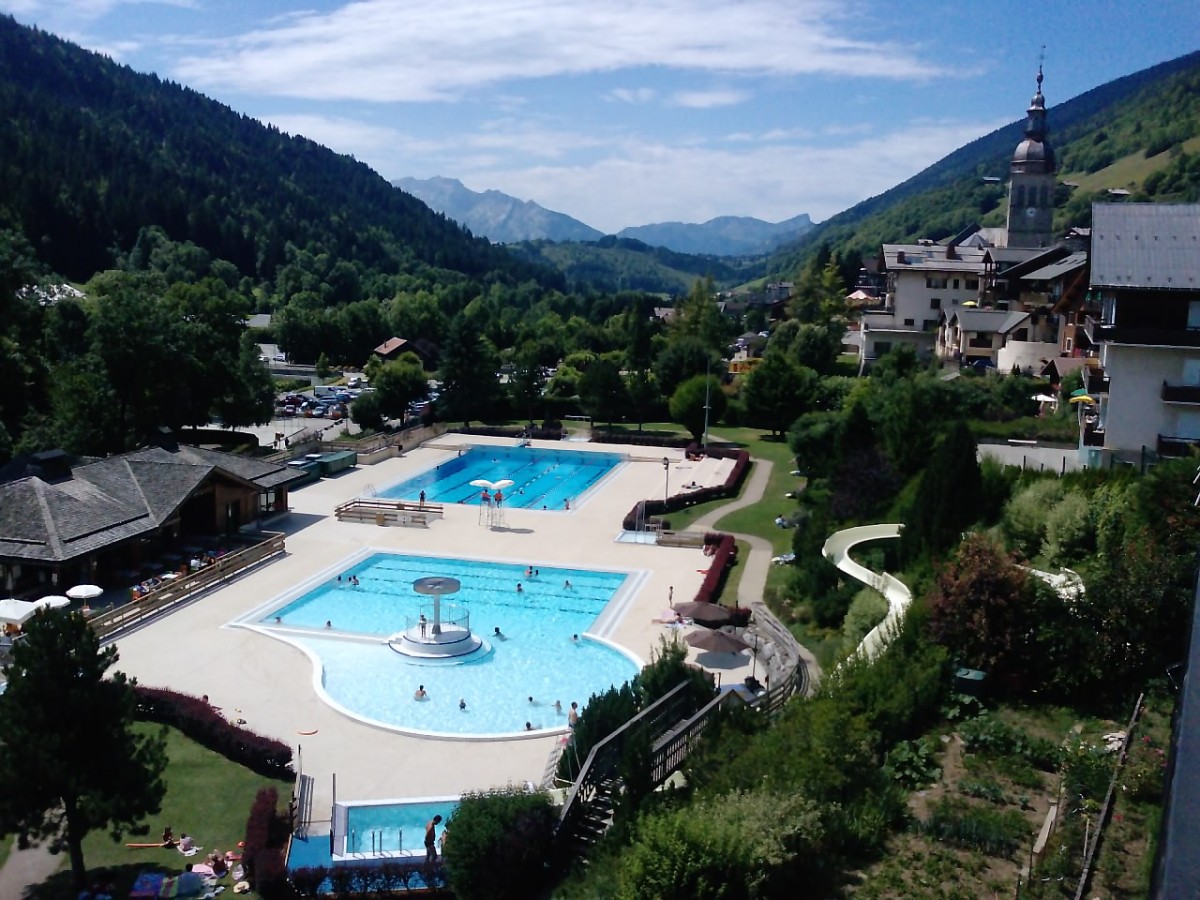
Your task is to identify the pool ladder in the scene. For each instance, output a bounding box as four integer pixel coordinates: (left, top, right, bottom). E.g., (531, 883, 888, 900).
(350, 828, 402, 856)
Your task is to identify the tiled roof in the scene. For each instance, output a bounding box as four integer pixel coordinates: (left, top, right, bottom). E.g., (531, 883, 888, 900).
(882, 243, 988, 273)
(1090, 203, 1200, 290)
(374, 337, 408, 355)
(0, 445, 296, 564)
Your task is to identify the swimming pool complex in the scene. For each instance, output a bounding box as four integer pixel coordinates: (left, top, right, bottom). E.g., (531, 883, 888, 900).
(255, 552, 641, 737)
(378, 445, 624, 510)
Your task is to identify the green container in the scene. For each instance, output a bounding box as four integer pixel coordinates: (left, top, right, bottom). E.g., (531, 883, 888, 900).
(318, 450, 358, 476)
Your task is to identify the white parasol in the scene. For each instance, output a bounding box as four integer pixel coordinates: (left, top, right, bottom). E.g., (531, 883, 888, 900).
(36, 595, 71, 609)
(66, 584, 104, 601)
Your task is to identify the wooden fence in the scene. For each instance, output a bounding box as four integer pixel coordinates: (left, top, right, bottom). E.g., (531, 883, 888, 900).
(89, 532, 287, 640)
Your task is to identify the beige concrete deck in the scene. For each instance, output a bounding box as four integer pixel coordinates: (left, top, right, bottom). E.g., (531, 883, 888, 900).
(110, 436, 753, 834)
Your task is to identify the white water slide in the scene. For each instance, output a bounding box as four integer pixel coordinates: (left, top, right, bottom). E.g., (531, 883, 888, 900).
(821, 524, 912, 661)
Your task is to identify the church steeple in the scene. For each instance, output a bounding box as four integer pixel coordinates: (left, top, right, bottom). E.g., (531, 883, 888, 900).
(1006, 62, 1056, 248)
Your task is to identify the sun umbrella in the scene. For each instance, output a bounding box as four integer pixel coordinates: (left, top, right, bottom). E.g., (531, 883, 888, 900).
(1068, 395, 1095, 404)
(1070, 387, 1091, 397)
(671, 601, 733, 626)
(685, 629, 750, 654)
(0, 598, 40, 627)
(66, 584, 104, 601)
(36, 595, 71, 609)
(961, 300, 978, 307)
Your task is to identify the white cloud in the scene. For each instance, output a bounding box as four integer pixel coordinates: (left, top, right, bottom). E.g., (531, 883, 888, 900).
(671, 88, 750, 109)
(172, 0, 943, 102)
(451, 118, 1007, 233)
(0, 0, 196, 17)
(607, 87, 656, 105)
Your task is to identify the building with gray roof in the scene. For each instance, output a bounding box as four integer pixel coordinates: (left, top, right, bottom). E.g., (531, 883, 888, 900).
(0, 440, 302, 596)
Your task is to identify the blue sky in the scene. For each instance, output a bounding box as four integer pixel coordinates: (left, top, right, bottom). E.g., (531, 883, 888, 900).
(3, 1, 1198, 233)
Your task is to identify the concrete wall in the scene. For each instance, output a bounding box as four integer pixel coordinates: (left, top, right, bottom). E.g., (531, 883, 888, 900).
(1103, 345, 1200, 452)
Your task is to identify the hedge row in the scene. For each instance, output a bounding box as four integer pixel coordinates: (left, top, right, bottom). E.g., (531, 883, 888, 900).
(292, 862, 438, 897)
(451, 424, 564, 441)
(591, 430, 693, 448)
(697, 532, 741, 611)
(243, 786, 292, 899)
(620, 445, 751, 531)
(133, 686, 294, 779)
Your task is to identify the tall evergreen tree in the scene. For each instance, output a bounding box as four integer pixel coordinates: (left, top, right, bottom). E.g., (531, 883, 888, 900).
(903, 420, 982, 560)
(0, 610, 168, 892)
(438, 313, 500, 427)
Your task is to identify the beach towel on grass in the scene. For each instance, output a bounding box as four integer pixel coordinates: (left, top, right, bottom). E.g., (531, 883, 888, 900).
(129, 871, 164, 899)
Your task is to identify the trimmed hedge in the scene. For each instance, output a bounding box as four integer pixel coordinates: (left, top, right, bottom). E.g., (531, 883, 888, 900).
(134, 686, 294, 779)
(592, 430, 692, 448)
(243, 786, 292, 899)
(451, 424, 564, 441)
(620, 445, 751, 531)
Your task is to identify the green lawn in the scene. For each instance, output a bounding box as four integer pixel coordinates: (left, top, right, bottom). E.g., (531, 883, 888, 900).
(33, 723, 288, 900)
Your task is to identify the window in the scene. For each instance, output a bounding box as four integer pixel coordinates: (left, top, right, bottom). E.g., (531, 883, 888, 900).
(1065, 337, 1073, 352)
(923, 319, 938, 332)
(965, 278, 979, 290)
(930, 297, 942, 309)
(903, 318, 915, 326)
(952, 278, 960, 290)
(874, 341, 893, 357)
(925, 276, 948, 289)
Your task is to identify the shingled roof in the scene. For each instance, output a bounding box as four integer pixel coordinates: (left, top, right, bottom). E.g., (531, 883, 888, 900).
(0, 445, 298, 564)
(1090, 203, 1200, 290)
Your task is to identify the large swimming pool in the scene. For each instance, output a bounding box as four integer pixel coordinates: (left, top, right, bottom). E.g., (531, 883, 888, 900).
(254, 552, 641, 737)
(378, 445, 624, 510)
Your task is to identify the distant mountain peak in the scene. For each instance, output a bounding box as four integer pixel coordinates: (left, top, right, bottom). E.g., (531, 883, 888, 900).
(394, 176, 813, 256)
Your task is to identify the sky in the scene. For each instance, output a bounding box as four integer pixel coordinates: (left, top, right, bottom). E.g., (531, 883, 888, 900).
(2, 1, 1198, 234)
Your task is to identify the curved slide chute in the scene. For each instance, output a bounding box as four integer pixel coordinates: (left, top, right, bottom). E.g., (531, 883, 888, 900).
(821, 524, 912, 661)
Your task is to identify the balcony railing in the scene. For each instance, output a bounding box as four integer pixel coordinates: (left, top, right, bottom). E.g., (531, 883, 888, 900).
(1161, 382, 1200, 404)
(1085, 316, 1200, 348)
(1158, 435, 1200, 458)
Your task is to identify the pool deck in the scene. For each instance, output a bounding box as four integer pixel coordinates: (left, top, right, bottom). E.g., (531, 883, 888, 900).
(110, 435, 755, 834)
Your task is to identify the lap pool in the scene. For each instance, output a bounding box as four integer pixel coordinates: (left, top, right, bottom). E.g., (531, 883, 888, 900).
(378, 444, 624, 510)
(248, 552, 642, 738)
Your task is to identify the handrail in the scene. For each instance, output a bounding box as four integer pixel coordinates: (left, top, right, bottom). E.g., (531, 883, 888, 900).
(557, 681, 695, 838)
(334, 497, 445, 517)
(89, 532, 286, 640)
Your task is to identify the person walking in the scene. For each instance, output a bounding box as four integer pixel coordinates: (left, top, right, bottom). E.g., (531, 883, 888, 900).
(424, 815, 443, 866)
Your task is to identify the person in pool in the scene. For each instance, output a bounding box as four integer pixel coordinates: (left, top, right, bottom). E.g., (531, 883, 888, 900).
(414, 685, 427, 700)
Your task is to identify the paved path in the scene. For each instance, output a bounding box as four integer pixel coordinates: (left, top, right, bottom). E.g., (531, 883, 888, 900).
(0, 837, 62, 899)
(821, 523, 910, 661)
(688, 457, 822, 694)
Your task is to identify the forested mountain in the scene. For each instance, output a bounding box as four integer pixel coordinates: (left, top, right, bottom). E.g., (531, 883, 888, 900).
(618, 213, 813, 256)
(773, 50, 1200, 278)
(393, 177, 605, 244)
(0, 16, 551, 290)
(506, 235, 765, 294)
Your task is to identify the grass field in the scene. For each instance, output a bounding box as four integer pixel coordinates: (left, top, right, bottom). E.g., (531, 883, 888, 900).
(33, 723, 288, 900)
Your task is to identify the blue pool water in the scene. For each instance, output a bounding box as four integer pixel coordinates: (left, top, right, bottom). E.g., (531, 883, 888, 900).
(378, 445, 624, 510)
(261, 553, 639, 736)
(342, 798, 459, 855)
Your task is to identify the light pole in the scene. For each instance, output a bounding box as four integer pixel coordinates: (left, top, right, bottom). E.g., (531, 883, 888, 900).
(702, 356, 711, 451)
(662, 457, 670, 501)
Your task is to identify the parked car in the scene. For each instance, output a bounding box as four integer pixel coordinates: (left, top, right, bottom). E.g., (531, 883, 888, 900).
(274, 353, 287, 362)
(347, 376, 361, 388)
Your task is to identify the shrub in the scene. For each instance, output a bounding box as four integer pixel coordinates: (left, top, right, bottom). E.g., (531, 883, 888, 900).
(884, 737, 941, 789)
(134, 686, 294, 779)
(616, 789, 826, 900)
(242, 787, 292, 898)
(442, 788, 557, 900)
(1042, 490, 1093, 565)
(842, 585, 889, 654)
(1002, 478, 1065, 558)
(958, 714, 1062, 771)
(921, 797, 1027, 858)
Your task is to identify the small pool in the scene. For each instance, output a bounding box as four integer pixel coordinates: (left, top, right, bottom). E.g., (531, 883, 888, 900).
(253, 552, 641, 737)
(340, 797, 459, 857)
(378, 445, 624, 510)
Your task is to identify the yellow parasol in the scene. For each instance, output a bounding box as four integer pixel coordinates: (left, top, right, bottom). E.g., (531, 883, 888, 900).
(1068, 395, 1095, 404)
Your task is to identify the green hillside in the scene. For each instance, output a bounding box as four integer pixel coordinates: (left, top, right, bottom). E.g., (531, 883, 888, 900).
(508, 235, 766, 294)
(773, 51, 1200, 276)
(0, 15, 552, 290)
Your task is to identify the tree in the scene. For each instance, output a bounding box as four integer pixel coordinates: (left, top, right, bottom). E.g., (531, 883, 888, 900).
(742, 352, 816, 437)
(902, 420, 982, 560)
(349, 389, 384, 432)
(438, 314, 500, 426)
(373, 352, 428, 421)
(669, 374, 726, 442)
(579, 357, 629, 429)
(0, 610, 167, 891)
(507, 348, 546, 424)
(442, 788, 557, 900)
(653, 336, 713, 399)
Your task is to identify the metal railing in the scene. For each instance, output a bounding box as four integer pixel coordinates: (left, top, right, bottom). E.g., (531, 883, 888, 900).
(89, 532, 286, 640)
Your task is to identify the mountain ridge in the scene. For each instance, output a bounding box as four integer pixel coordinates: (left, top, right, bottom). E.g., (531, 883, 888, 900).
(393, 175, 812, 256)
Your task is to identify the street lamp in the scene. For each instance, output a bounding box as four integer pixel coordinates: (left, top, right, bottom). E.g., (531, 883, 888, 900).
(662, 457, 670, 501)
(702, 356, 711, 451)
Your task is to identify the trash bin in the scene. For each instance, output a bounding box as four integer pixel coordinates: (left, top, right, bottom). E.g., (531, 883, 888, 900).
(376, 512, 387, 527)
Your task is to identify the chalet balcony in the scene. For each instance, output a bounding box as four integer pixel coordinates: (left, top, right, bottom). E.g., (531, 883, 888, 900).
(1082, 424, 1106, 448)
(1084, 316, 1200, 348)
(1162, 382, 1200, 404)
(1158, 435, 1200, 458)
